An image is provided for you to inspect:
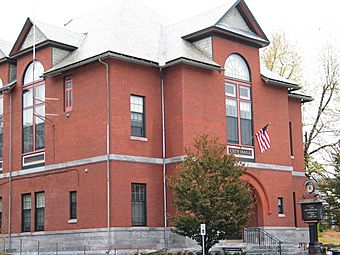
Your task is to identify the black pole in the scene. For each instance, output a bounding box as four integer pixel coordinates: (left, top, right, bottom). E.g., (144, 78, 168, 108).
(308, 223, 322, 255)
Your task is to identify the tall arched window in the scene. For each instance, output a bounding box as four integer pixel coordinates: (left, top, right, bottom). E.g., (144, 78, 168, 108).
(225, 54, 253, 147)
(0, 78, 3, 164)
(22, 61, 45, 156)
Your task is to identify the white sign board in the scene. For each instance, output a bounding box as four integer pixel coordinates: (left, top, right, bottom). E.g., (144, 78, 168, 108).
(200, 224, 206, 235)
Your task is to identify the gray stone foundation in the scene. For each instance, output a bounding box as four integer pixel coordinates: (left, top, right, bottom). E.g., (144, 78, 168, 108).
(0, 226, 308, 254)
(263, 227, 309, 244)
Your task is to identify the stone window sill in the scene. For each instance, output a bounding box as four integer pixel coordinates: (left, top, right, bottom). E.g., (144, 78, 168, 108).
(68, 219, 78, 224)
(130, 136, 148, 142)
(278, 214, 286, 218)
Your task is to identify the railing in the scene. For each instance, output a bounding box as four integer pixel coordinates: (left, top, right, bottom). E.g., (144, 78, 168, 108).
(243, 227, 282, 255)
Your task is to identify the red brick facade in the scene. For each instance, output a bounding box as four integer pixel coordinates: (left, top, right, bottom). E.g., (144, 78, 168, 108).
(0, 0, 310, 250)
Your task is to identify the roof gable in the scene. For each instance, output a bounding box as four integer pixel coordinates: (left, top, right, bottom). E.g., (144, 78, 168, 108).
(182, 0, 269, 47)
(10, 18, 85, 57)
(0, 39, 12, 61)
(217, 6, 251, 33)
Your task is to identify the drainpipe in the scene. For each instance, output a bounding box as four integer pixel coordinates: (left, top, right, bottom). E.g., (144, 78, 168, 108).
(99, 58, 111, 254)
(160, 68, 168, 250)
(8, 92, 12, 251)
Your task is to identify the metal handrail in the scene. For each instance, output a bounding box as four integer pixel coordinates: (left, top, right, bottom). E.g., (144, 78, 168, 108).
(243, 227, 282, 255)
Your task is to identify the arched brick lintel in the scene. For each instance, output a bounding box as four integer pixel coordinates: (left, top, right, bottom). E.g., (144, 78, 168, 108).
(241, 172, 271, 215)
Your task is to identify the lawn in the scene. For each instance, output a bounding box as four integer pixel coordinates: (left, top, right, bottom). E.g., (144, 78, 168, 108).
(320, 230, 340, 245)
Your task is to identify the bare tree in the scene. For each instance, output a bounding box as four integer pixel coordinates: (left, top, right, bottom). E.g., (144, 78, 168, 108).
(304, 44, 340, 174)
(261, 32, 302, 82)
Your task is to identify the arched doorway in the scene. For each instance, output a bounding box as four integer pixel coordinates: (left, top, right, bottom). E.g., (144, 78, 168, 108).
(241, 173, 270, 228)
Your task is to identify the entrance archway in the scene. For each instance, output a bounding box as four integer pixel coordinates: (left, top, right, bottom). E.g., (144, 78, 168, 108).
(241, 172, 270, 227)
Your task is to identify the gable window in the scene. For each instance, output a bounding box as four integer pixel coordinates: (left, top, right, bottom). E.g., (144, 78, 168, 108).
(130, 95, 145, 137)
(22, 61, 45, 167)
(0, 78, 3, 170)
(22, 193, 31, 232)
(225, 54, 253, 147)
(65, 78, 73, 112)
(131, 183, 146, 226)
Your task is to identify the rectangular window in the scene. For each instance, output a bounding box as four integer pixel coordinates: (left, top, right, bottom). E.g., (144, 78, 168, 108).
(131, 183, 146, 226)
(65, 78, 73, 112)
(35, 192, 45, 231)
(289, 122, 294, 156)
(0, 197, 2, 231)
(226, 83, 253, 146)
(22, 194, 31, 232)
(130, 95, 145, 137)
(278, 197, 284, 214)
(70, 191, 77, 219)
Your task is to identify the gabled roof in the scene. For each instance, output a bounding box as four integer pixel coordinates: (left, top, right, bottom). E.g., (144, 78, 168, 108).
(0, 39, 12, 60)
(4, 0, 267, 76)
(10, 18, 85, 57)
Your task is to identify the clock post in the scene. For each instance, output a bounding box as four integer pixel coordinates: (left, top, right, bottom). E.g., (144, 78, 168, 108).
(299, 180, 324, 255)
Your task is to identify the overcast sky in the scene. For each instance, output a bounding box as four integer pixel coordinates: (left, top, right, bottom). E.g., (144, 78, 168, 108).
(1, 0, 339, 82)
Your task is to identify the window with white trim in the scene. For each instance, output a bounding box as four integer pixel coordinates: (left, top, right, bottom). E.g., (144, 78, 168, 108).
(22, 61, 45, 167)
(225, 54, 253, 146)
(130, 95, 145, 137)
(278, 197, 284, 214)
(131, 183, 146, 226)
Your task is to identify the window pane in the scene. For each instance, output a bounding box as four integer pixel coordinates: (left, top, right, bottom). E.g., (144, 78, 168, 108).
(225, 83, 236, 97)
(224, 54, 250, 81)
(23, 88, 33, 108)
(131, 112, 144, 137)
(36, 193, 45, 208)
(241, 118, 253, 145)
(23, 194, 31, 209)
(226, 99, 238, 117)
(227, 116, 238, 144)
(24, 61, 45, 85)
(130, 96, 144, 113)
(23, 109, 33, 153)
(240, 102, 252, 119)
(239, 86, 251, 100)
(70, 191, 77, 219)
(35, 84, 45, 104)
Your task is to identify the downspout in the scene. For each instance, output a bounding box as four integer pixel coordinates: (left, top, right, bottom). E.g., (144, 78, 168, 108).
(8, 92, 12, 251)
(160, 68, 168, 250)
(99, 59, 111, 253)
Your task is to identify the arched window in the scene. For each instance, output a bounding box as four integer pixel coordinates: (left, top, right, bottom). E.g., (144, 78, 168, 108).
(225, 54, 250, 82)
(0, 78, 3, 163)
(225, 54, 253, 149)
(23, 61, 44, 85)
(22, 61, 45, 160)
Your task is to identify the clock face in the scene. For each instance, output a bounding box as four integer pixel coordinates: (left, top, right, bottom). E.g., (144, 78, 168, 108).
(306, 184, 315, 193)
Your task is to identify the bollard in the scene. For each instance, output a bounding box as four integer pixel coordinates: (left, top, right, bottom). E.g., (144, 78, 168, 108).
(20, 239, 22, 255)
(37, 241, 40, 255)
(56, 242, 58, 255)
(83, 245, 86, 255)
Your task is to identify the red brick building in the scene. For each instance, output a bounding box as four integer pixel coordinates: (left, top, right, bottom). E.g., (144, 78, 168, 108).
(0, 0, 312, 253)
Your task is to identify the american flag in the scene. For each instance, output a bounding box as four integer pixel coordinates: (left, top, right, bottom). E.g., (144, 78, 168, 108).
(255, 124, 270, 153)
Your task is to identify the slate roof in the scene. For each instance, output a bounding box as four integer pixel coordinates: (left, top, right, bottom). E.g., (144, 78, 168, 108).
(34, 20, 86, 48)
(46, 0, 269, 74)
(260, 65, 300, 87)
(0, 39, 12, 59)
